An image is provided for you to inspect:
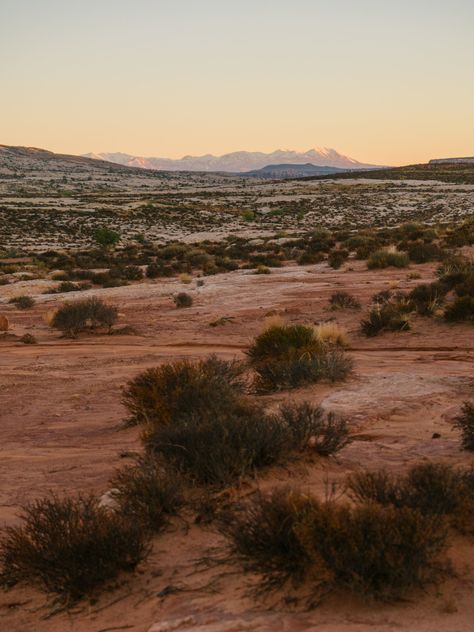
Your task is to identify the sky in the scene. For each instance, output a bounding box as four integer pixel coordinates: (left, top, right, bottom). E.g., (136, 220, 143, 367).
(1, 0, 473, 166)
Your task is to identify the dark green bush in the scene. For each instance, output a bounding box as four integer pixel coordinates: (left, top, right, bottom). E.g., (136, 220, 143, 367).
(0, 495, 149, 601)
(51, 297, 118, 337)
(454, 402, 474, 451)
(405, 241, 443, 263)
(408, 282, 447, 316)
(347, 462, 474, 533)
(247, 324, 352, 392)
(444, 296, 474, 322)
(8, 295, 35, 309)
(361, 304, 410, 336)
(329, 291, 361, 310)
(111, 457, 184, 531)
(218, 488, 314, 592)
(143, 402, 287, 487)
(367, 250, 409, 269)
(328, 249, 349, 270)
(276, 402, 350, 456)
(220, 488, 447, 600)
(174, 292, 193, 308)
(143, 401, 346, 488)
(122, 355, 245, 426)
(122, 265, 144, 281)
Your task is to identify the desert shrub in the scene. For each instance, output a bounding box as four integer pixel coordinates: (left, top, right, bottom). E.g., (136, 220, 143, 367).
(444, 296, 474, 322)
(408, 282, 447, 316)
(315, 322, 350, 347)
(94, 227, 120, 248)
(51, 297, 118, 337)
(8, 295, 35, 309)
(454, 402, 474, 451)
(360, 303, 410, 336)
(405, 241, 443, 264)
(251, 348, 352, 393)
(143, 400, 346, 488)
(255, 265, 271, 275)
(248, 324, 321, 363)
(122, 355, 245, 426)
(454, 273, 474, 298)
(367, 250, 409, 269)
(0, 495, 149, 601)
(220, 488, 447, 600)
(247, 323, 352, 392)
(437, 255, 473, 280)
(218, 488, 314, 592)
(328, 249, 349, 270)
(174, 292, 193, 308)
(371, 289, 392, 304)
(57, 281, 84, 293)
(276, 402, 350, 456)
(329, 291, 361, 310)
(146, 262, 162, 278)
(143, 403, 289, 487)
(111, 457, 184, 531)
(122, 265, 143, 281)
(348, 463, 474, 533)
(20, 333, 37, 345)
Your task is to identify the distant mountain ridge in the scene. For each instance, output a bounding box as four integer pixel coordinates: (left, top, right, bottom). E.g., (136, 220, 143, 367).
(83, 147, 378, 172)
(240, 163, 354, 179)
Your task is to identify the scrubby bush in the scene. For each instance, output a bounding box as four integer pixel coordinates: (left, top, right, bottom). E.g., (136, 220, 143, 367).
(437, 255, 473, 279)
(122, 355, 245, 426)
(220, 488, 447, 600)
(255, 265, 271, 275)
(247, 323, 352, 392)
(218, 488, 313, 592)
(367, 250, 409, 269)
(454, 402, 474, 451)
(328, 249, 349, 270)
(111, 457, 184, 531)
(122, 265, 144, 281)
(0, 495, 149, 601)
(360, 303, 410, 337)
(174, 292, 193, 308)
(143, 403, 287, 487)
(143, 401, 346, 487)
(408, 282, 447, 316)
(51, 298, 118, 337)
(94, 227, 120, 248)
(405, 241, 443, 264)
(8, 295, 35, 309)
(329, 291, 361, 310)
(454, 273, 474, 298)
(444, 296, 474, 322)
(347, 462, 474, 533)
(277, 402, 350, 456)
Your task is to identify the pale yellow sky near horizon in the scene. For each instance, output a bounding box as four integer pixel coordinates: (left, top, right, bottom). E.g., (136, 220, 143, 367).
(1, 1, 473, 166)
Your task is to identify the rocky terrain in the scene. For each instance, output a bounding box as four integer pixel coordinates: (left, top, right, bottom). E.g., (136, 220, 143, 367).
(1, 146, 473, 253)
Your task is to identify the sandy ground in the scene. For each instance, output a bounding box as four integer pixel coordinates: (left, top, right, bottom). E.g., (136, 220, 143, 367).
(0, 259, 473, 631)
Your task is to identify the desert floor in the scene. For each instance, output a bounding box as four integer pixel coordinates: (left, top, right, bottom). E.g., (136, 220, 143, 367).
(0, 258, 473, 632)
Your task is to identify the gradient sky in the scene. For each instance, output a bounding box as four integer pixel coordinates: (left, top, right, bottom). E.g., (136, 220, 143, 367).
(1, 0, 473, 166)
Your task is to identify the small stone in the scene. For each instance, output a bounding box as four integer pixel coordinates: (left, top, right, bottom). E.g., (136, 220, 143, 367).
(432, 432, 441, 439)
(98, 489, 120, 511)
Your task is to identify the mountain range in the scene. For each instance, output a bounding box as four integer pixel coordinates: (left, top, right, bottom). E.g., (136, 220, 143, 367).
(83, 147, 378, 173)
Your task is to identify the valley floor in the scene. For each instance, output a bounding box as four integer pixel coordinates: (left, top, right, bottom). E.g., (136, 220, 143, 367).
(0, 259, 473, 631)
